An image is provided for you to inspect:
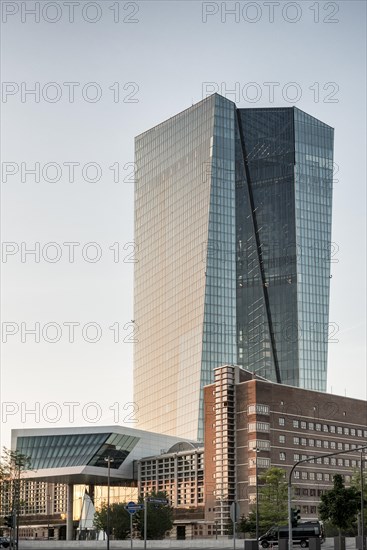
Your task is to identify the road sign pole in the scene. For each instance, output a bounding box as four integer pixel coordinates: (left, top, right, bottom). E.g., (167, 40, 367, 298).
(144, 497, 147, 550)
(130, 512, 133, 549)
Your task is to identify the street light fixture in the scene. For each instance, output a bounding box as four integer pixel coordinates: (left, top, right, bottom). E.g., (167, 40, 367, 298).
(104, 456, 114, 550)
(361, 449, 366, 550)
(288, 445, 367, 550)
(254, 447, 261, 542)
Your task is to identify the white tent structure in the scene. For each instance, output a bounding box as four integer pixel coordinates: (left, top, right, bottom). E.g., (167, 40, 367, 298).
(76, 490, 102, 540)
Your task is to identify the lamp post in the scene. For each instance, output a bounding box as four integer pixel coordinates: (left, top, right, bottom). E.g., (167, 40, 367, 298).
(255, 447, 260, 542)
(288, 445, 367, 550)
(104, 456, 114, 550)
(361, 449, 365, 550)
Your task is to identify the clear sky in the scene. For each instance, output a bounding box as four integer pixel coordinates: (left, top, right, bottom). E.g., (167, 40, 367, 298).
(1, 0, 366, 448)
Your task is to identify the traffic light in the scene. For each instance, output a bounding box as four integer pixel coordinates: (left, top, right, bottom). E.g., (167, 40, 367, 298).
(291, 508, 301, 526)
(3, 515, 13, 528)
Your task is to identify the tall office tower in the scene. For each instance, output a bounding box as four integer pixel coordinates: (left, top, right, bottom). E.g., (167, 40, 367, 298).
(134, 94, 334, 440)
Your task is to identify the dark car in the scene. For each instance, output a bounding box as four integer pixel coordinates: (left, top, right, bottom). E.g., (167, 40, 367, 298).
(259, 522, 325, 548)
(0, 537, 10, 548)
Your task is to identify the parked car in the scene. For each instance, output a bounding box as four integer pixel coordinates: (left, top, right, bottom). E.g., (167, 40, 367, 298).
(0, 537, 10, 548)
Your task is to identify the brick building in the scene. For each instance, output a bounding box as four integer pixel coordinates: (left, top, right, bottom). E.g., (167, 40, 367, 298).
(204, 365, 367, 534)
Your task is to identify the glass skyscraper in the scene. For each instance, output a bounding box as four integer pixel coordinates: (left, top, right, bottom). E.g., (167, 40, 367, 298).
(134, 94, 334, 441)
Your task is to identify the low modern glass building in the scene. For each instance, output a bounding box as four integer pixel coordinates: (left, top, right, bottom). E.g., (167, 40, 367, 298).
(10, 426, 189, 540)
(134, 94, 334, 441)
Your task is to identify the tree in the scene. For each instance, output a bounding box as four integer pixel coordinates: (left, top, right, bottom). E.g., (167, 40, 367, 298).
(239, 510, 257, 536)
(319, 474, 360, 544)
(93, 502, 130, 539)
(0, 448, 32, 543)
(351, 466, 367, 533)
(135, 491, 173, 540)
(239, 467, 288, 536)
(0, 448, 32, 513)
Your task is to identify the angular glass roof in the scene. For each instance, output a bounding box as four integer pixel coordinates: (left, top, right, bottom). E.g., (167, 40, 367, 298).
(17, 432, 140, 470)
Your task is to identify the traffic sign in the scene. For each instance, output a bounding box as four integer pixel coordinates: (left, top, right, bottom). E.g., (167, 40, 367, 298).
(125, 501, 144, 515)
(230, 501, 240, 522)
(147, 497, 168, 505)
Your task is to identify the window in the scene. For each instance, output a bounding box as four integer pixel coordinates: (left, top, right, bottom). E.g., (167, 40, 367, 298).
(279, 418, 285, 426)
(294, 471, 300, 479)
(337, 427, 343, 434)
(344, 427, 349, 435)
(248, 422, 270, 432)
(279, 435, 285, 444)
(324, 457, 330, 465)
(317, 473, 322, 480)
(310, 489, 316, 496)
(295, 488, 301, 496)
(337, 443, 343, 450)
(302, 505, 309, 514)
(248, 404, 269, 415)
(330, 425, 336, 433)
(293, 420, 299, 428)
(323, 440, 329, 448)
(249, 440, 270, 450)
(324, 473, 330, 481)
(301, 438, 307, 446)
(358, 430, 362, 437)
(350, 428, 356, 436)
(316, 440, 322, 447)
(345, 443, 350, 450)
(323, 424, 329, 432)
(309, 472, 315, 480)
(308, 422, 314, 430)
(301, 421, 307, 429)
(309, 439, 314, 447)
(316, 423, 321, 431)
(302, 471, 308, 479)
(294, 454, 300, 462)
(338, 459, 343, 466)
(331, 458, 336, 465)
(303, 488, 309, 496)
(345, 459, 350, 467)
(279, 452, 286, 461)
(330, 441, 336, 449)
(248, 476, 256, 486)
(311, 506, 317, 514)
(294, 437, 300, 445)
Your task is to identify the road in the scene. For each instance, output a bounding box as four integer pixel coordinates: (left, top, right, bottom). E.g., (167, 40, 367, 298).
(12, 538, 362, 550)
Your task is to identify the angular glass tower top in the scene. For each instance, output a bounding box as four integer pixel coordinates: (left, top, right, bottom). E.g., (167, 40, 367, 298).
(134, 95, 334, 441)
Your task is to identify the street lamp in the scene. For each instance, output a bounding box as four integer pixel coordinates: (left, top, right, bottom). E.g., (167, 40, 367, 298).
(288, 445, 367, 550)
(104, 456, 114, 550)
(361, 449, 366, 550)
(254, 447, 260, 542)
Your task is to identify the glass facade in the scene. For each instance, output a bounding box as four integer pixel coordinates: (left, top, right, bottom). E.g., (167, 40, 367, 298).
(134, 96, 333, 440)
(17, 433, 139, 469)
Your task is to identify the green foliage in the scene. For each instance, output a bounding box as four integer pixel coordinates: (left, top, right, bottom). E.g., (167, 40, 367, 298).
(93, 502, 130, 540)
(351, 466, 367, 532)
(0, 447, 32, 513)
(239, 467, 288, 536)
(239, 510, 256, 536)
(0, 448, 32, 481)
(319, 474, 360, 534)
(135, 491, 173, 540)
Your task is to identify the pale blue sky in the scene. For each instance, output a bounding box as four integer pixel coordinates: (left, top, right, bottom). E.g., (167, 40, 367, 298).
(1, 0, 366, 447)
